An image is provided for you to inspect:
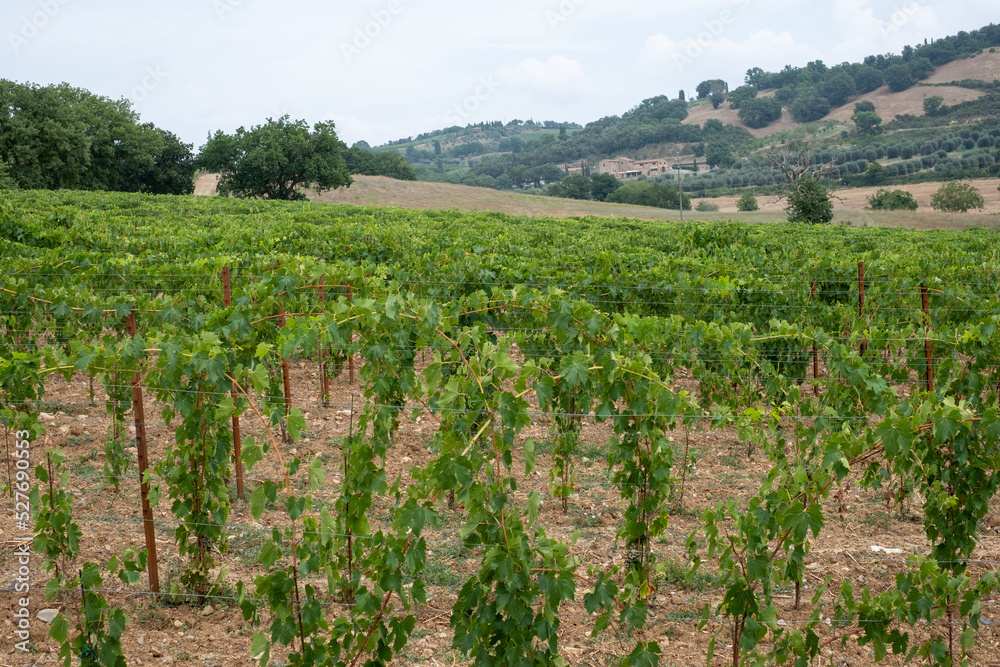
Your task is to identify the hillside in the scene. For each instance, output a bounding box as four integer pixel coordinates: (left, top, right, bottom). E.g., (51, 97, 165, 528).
(682, 50, 999, 137)
(194, 173, 1000, 230)
(383, 27, 1000, 195)
(683, 91, 800, 138)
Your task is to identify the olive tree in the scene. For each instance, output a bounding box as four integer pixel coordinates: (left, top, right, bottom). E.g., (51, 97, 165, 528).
(786, 176, 833, 224)
(198, 116, 352, 200)
(930, 181, 985, 213)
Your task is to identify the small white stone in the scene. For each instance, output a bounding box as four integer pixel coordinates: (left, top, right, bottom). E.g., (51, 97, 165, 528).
(37, 609, 60, 623)
(138, 635, 145, 645)
(201, 605, 214, 617)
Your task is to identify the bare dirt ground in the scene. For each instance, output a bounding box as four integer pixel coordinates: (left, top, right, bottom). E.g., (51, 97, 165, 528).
(705, 177, 1000, 221)
(3, 353, 1000, 666)
(823, 84, 984, 124)
(683, 91, 804, 139)
(925, 49, 1000, 85)
(683, 84, 982, 138)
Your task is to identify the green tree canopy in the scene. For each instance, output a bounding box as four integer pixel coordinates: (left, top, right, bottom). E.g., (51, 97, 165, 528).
(930, 181, 985, 212)
(373, 151, 417, 181)
(863, 161, 889, 186)
(344, 145, 378, 175)
(867, 188, 918, 210)
(547, 172, 590, 200)
(736, 192, 759, 211)
(198, 116, 353, 200)
(853, 65, 884, 94)
(791, 94, 831, 123)
(885, 64, 915, 92)
(727, 85, 759, 110)
(590, 173, 622, 202)
(0, 80, 90, 189)
(0, 80, 195, 194)
(705, 141, 735, 168)
(738, 97, 783, 129)
(696, 79, 728, 99)
(0, 161, 15, 190)
(923, 96, 946, 117)
(786, 175, 833, 224)
(852, 110, 883, 137)
(818, 69, 857, 107)
(607, 180, 691, 210)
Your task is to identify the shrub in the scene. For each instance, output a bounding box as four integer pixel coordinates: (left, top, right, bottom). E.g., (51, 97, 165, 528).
(696, 201, 720, 212)
(738, 97, 783, 129)
(792, 95, 832, 123)
(736, 192, 759, 211)
(786, 176, 833, 224)
(885, 64, 915, 92)
(930, 181, 986, 212)
(607, 181, 691, 210)
(867, 188, 919, 210)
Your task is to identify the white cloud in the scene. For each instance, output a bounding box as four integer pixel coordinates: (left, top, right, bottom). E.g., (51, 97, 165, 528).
(829, 0, 941, 59)
(0, 0, 993, 146)
(498, 56, 586, 92)
(641, 28, 819, 82)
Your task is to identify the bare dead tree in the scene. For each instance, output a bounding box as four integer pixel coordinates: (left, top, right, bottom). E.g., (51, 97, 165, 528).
(766, 139, 841, 204)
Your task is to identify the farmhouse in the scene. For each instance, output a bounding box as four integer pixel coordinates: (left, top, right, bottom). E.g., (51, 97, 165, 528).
(597, 157, 673, 179)
(597, 157, 719, 179)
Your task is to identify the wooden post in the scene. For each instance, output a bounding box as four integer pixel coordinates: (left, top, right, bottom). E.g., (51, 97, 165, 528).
(812, 278, 819, 397)
(347, 282, 355, 385)
(274, 261, 293, 443)
(318, 274, 330, 407)
(858, 262, 867, 357)
(4, 426, 12, 498)
(922, 279, 933, 392)
(222, 267, 244, 501)
(278, 305, 293, 443)
(126, 311, 160, 594)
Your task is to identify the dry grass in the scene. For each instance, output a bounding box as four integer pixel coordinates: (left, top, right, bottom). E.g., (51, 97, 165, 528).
(195, 173, 1000, 231)
(680, 49, 997, 139)
(925, 49, 1000, 84)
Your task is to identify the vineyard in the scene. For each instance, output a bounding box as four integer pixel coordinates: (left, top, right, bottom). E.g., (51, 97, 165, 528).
(2, 189, 1000, 666)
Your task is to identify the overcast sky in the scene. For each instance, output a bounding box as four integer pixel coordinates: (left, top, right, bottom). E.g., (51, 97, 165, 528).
(2, 0, 995, 149)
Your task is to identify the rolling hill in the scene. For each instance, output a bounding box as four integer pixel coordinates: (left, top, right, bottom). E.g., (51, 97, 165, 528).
(682, 49, 1000, 138)
(194, 173, 1000, 230)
